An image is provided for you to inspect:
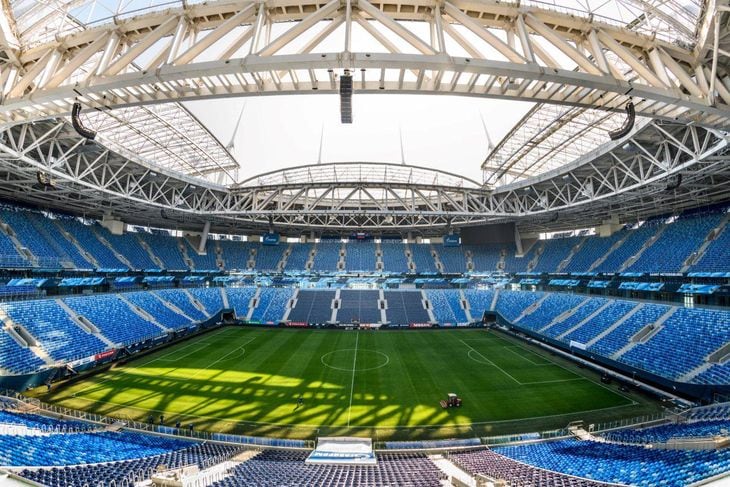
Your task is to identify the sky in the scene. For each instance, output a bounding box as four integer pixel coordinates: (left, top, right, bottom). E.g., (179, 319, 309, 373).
(185, 95, 533, 184)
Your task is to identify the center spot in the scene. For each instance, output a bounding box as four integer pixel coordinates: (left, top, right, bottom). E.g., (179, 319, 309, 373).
(321, 349, 390, 372)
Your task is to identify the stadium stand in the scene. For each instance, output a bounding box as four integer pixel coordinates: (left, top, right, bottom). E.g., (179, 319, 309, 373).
(187, 287, 225, 315)
(0, 209, 65, 268)
(26, 213, 93, 269)
(2, 299, 108, 362)
(155, 289, 210, 322)
(532, 237, 581, 273)
(250, 288, 293, 323)
(253, 243, 287, 272)
(465, 244, 501, 272)
(516, 293, 585, 332)
(593, 223, 658, 273)
(344, 241, 377, 272)
(124, 291, 192, 330)
(628, 213, 724, 272)
(541, 297, 607, 339)
(61, 220, 127, 269)
(425, 289, 467, 324)
(603, 419, 730, 444)
(20, 442, 241, 487)
(384, 290, 430, 325)
(563, 300, 637, 346)
(493, 437, 730, 487)
(226, 287, 257, 319)
(380, 242, 410, 273)
(437, 246, 468, 273)
(692, 219, 730, 272)
(495, 290, 545, 322)
(218, 240, 254, 270)
(0, 330, 47, 374)
(312, 242, 341, 271)
(588, 303, 669, 356)
(136, 232, 188, 271)
(450, 448, 606, 487)
(338, 289, 382, 323)
(185, 242, 219, 271)
(463, 289, 495, 318)
(285, 243, 312, 271)
(289, 290, 336, 323)
(563, 231, 627, 273)
(410, 244, 437, 273)
(211, 449, 443, 487)
(64, 294, 162, 345)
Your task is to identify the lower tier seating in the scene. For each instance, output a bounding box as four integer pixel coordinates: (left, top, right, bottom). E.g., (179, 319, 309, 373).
(211, 450, 443, 487)
(493, 438, 730, 487)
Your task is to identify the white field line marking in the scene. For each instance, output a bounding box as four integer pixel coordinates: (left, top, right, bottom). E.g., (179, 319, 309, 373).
(58, 394, 638, 430)
(495, 332, 639, 406)
(347, 331, 359, 427)
(460, 339, 522, 385)
(502, 345, 552, 366)
(78, 328, 249, 391)
(185, 336, 257, 382)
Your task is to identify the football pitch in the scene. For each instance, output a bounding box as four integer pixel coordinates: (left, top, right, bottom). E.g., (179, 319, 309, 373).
(34, 327, 662, 440)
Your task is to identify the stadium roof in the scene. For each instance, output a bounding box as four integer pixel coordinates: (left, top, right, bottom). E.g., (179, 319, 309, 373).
(0, 0, 728, 234)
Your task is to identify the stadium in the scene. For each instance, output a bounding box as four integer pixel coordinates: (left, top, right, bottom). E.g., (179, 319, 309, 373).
(0, 0, 729, 485)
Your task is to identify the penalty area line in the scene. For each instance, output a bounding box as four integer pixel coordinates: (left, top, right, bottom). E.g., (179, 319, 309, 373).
(347, 331, 359, 427)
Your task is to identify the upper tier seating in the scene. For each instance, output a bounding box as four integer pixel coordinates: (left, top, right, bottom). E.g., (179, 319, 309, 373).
(26, 213, 92, 269)
(312, 242, 341, 271)
(410, 244, 437, 273)
(0, 226, 28, 268)
(185, 241, 219, 271)
(593, 224, 657, 273)
(691, 218, 730, 272)
(493, 437, 730, 487)
(253, 244, 287, 271)
(628, 214, 723, 273)
(124, 291, 192, 330)
(61, 220, 127, 269)
(251, 288, 293, 323)
(102, 231, 159, 270)
(338, 290, 381, 323)
(0, 210, 63, 267)
(381, 242, 410, 273)
(501, 245, 533, 273)
(285, 243, 312, 271)
(64, 294, 162, 345)
(465, 244, 501, 272)
(218, 240, 254, 270)
(2, 299, 108, 362)
(289, 290, 335, 323)
(438, 246, 468, 273)
(425, 289, 467, 324)
(155, 289, 209, 322)
(344, 241, 377, 272)
(226, 287, 257, 319)
(211, 449, 443, 487)
(563, 231, 626, 273)
(136, 232, 188, 270)
(532, 237, 581, 273)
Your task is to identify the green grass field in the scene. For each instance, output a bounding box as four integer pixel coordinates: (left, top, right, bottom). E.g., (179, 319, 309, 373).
(31, 327, 662, 440)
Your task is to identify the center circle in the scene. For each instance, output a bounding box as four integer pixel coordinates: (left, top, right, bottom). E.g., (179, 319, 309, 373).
(321, 349, 390, 372)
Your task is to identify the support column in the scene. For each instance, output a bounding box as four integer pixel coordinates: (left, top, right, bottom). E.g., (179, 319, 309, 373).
(198, 221, 211, 254)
